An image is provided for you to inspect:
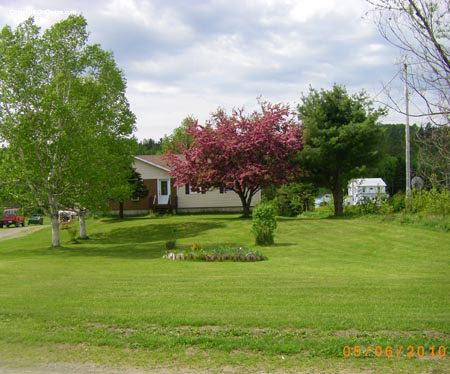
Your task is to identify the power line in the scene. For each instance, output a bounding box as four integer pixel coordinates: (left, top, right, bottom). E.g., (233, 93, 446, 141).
(373, 69, 401, 100)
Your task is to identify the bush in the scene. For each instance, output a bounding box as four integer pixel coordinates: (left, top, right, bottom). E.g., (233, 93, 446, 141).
(252, 203, 277, 245)
(299, 205, 333, 219)
(272, 183, 316, 217)
(190, 243, 204, 251)
(391, 192, 406, 213)
(408, 187, 450, 216)
(165, 239, 176, 250)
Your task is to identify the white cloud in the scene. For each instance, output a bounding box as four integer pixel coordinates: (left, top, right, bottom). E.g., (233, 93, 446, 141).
(101, 0, 194, 42)
(0, 0, 406, 140)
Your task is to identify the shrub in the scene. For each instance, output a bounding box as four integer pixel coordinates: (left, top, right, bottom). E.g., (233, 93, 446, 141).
(299, 205, 333, 219)
(378, 199, 394, 215)
(165, 239, 176, 250)
(252, 203, 277, 245)
(391, 192, 406, 213)
(408, 187, 450, 216)
(190, 243, 204, 251)
(272, 183, 316, 217)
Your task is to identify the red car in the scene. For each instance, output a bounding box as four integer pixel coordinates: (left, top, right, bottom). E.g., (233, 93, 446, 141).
(0, 208, 25, 228)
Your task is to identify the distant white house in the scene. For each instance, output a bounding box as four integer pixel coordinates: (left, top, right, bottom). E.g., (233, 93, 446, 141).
(347, 178, 387, 205)
(315, 194, 331, 208)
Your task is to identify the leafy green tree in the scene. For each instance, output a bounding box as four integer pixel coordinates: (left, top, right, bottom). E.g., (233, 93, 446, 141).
(297, 85, 384, 216)
(272, 182, 317, 217)
(111, 168, 148, 220)
(0, 16, 135, 246)
(65, 137, 136, 238)
(161, 116, 195, 153)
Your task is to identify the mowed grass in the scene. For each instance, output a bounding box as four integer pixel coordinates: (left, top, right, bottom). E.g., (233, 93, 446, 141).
(0, 214, 449, 372)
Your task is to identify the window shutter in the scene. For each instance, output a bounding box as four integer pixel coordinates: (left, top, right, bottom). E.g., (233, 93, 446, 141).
(185, 184, 190, 195)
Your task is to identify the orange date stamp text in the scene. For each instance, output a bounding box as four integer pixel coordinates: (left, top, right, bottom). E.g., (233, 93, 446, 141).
(342, 345, 447, 358)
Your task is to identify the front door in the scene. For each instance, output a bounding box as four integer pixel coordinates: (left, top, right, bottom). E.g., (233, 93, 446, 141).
(158, 178, 170, 205)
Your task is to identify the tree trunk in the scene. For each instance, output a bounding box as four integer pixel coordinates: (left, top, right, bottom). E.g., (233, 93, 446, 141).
(332, 183, 343, 216)
(119, 202, 124, 219)
(50, 215, 60, 247)
(79, 209, 87, 239)
(237, 191, 252, 218)
(242, 203, 250, 218)
(48, 195, 60, 247)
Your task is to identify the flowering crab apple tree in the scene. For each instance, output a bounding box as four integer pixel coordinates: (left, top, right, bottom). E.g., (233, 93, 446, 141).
(165, 102, 303, 217)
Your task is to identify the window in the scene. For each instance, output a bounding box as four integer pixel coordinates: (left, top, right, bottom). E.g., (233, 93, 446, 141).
(160, 180, 168, 196)
(219, 186, 233, 193)
(185, 184, 198, 194)
(131, 196, 139, 202)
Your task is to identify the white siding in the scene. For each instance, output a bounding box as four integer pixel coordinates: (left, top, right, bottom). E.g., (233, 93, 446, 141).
(132, 157, 262, 212)
(347, 178, 387, 205)
(177, 187, 261, 210)
(133, 158, 169, 179)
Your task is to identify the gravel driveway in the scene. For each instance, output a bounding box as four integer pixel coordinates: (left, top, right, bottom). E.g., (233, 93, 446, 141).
(0, 225, 47, 241)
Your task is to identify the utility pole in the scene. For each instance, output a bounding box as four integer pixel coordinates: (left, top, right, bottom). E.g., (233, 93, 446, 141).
(404, 63, 411, 205)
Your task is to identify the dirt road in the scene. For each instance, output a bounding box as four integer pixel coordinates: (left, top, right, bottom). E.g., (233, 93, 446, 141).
(0, 363, 247, 374)
(0, 225, 46, 241)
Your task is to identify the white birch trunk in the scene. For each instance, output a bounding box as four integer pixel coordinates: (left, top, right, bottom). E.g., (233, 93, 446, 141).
(49, 195, 60, 247)
(79, 209, 87, 239)
(50, 215, 60, 247)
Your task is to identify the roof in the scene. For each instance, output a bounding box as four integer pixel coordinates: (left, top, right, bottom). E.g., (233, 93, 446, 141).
(349, 178, 386, 187)
(134, 154, 185, 172)
(134, 155, 171, 171)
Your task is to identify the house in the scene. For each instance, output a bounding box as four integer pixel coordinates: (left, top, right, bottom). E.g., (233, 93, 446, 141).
(347, 178, 387, 205)
(314, 194, 331, 208)
(109, 155, 262, 215)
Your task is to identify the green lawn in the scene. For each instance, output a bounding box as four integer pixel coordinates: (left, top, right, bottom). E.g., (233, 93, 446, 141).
(0, 214, 449, 373)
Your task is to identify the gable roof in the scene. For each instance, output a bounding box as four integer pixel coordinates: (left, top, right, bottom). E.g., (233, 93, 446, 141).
(349, 178, 386, 187)
(134, 155, 171, 171)
(134, 154, 185, 172)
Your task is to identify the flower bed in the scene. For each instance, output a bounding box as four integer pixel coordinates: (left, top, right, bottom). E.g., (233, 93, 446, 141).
(163, 247, 267, 262)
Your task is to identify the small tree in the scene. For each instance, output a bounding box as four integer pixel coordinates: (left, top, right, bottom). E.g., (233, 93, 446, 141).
(298, 85, 384, 216)
(111, 168, 148, 219)
(252, 204, 277, 245)
(166, 101, 303, 217)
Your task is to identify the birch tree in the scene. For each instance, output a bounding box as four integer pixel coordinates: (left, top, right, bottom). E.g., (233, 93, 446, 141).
(0, 15, 135, 246)
(367, 0, 449, 125)
(367, 0, 449, 185)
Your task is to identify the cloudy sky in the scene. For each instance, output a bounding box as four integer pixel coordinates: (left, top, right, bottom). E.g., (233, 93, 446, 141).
(0, 0, 406, 140)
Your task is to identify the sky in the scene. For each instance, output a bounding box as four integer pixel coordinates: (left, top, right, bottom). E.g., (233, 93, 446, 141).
(0, 0, 408, 140)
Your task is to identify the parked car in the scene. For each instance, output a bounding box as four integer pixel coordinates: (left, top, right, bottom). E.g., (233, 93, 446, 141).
(0, 208, 25, 228)
(28, 215, 44, 225)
